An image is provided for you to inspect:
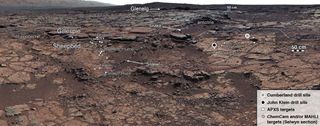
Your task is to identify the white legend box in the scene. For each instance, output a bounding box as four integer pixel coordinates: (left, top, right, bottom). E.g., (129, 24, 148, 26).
(257, 90, 320, 126)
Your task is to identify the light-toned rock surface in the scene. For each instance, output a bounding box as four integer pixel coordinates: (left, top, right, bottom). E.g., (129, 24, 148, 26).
(8, 72, 31, 83)
(5, 104, 30, 116)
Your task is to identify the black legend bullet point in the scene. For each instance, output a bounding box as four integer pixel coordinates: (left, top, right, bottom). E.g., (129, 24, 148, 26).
(262, 101, 265, 104)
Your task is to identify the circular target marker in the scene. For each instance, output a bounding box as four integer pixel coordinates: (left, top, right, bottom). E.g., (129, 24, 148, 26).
(212, 42, 218, 49)
(245, 33, 251, 39)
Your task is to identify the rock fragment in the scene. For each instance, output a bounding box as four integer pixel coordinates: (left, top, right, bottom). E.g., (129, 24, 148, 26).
(5, 104, 30, 117)
(53, 78, 64, 84)
(26, 84, 37, 90)
(183, 70, 210, 81)
(0, 64, 6, 67)
(70, 111, 84, 117)
(8, 72, 31, 83)
(170, 33, 189, 40)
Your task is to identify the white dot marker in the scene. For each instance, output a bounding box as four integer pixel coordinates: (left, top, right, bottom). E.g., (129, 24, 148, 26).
(212, 42, 218, 49)
(245, 33, 251, 39)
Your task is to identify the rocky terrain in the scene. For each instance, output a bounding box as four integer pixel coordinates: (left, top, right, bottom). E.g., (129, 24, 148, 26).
(0, 3, 319, 126)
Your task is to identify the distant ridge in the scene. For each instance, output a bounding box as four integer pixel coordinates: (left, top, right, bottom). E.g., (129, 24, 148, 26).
(0, 0, 112, 9)
(112, 2, 319, 12)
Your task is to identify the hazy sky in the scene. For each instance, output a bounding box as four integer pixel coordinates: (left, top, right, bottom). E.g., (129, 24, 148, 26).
(90, 0, 320, 5)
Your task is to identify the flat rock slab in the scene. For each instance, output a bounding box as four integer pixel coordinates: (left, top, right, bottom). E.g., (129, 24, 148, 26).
(8, 72, 31, 84)
(126, 27, 153, 34)
(108, 35, 137, 41)
(5, 104, 30, 117)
